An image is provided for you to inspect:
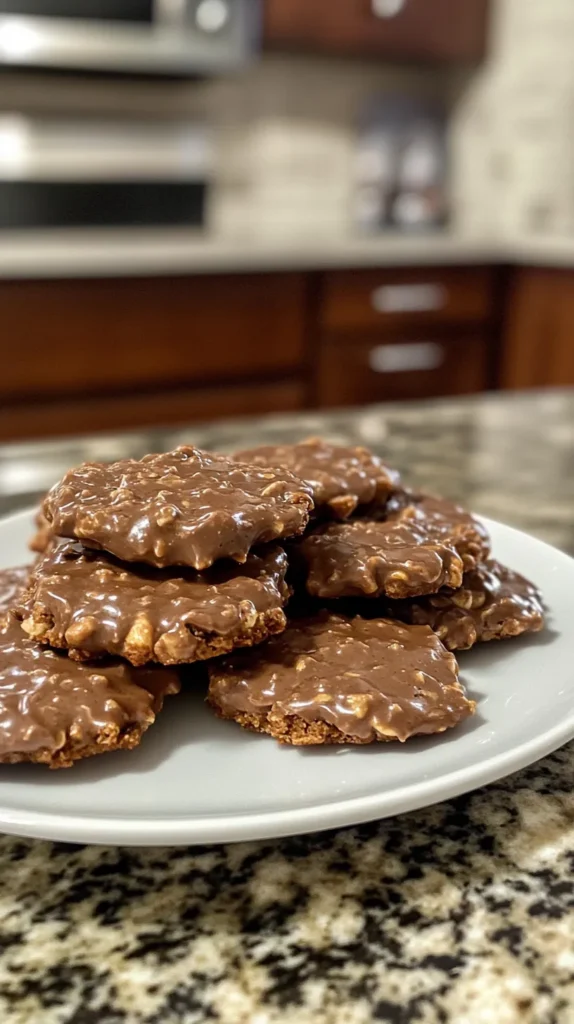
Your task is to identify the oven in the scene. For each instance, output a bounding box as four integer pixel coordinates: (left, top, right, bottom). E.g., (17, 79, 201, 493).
(0, 115, 211, 228)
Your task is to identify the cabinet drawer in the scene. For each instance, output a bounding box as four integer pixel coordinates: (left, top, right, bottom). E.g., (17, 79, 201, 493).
(317, 333, 489, 407)
(0, 380, 306, 442)
(0, 273, 306, 400)
(264, 0, 489, 61)
(320, 268, 493, 333)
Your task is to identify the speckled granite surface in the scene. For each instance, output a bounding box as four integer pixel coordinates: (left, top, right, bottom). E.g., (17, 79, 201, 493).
(0, 389, 573, 1024)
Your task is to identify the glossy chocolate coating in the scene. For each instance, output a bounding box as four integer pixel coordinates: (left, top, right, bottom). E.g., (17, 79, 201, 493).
(234, 438, 400, 519)
(0, 617, 179, 767)
(296, 493, 489, 600)
(29, 508, 53, 555)
(370, 492, 490, 570)
(209, 612, 473, 743)
(0, 566, 30, 615)
(17, 539, 290, 666)
(392, 559, 544, 650)
(295, 513, 463, 600)
(43, 446, 314, 570)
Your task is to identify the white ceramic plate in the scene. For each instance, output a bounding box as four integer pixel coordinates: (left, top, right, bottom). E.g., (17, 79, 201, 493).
(0, 508, 571, 846)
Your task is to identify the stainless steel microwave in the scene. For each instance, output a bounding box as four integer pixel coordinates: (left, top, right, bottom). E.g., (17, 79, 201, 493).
(0, 0, 258, 75)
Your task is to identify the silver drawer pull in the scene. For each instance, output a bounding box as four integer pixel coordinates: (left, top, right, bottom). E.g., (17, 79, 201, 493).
(372, 0, 406, 17)
(371, 283, 447, 314)
(368, 342, 444, 374)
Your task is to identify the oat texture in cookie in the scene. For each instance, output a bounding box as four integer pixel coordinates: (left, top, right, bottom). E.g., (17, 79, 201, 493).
(295, 491, 490, 600)
(43, 446, 314, 570)
(29, 507, 54, 554)
(0, 617, 180, 768)
(390, 559, 544, 650)
(295, 513, 458, 600)
(234, 438, 400, 519)
(16, 539, 290, 666)
(371, 491, 490, 572)
(208, 611, 474, 744)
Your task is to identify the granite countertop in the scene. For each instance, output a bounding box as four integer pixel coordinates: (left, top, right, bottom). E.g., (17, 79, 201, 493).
(2, 229, 574, 278)
(0, 389, 573, 1024)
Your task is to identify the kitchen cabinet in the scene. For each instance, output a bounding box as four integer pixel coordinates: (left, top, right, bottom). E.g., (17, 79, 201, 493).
(0, 381, 305, 443)
(0, 274, 305, 399)
(0, 272, 309, 441)
(317, 333, 489, 406)
(0, 263, 499, 442)
(319, 267, 493, 333)
(501, 268, 574, 389)
(315, 266, 496, 408)
(263, 0, 489, 62)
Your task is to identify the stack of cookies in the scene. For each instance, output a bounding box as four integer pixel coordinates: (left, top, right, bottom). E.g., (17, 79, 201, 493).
(208, 440, 543, 745)
(0, 439, 544, 768)
(0, 567, 181, 768)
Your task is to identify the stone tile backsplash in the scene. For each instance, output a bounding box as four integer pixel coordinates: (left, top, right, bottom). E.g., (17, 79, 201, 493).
(451, 0, 574, 238)
(0, 0, 572, 243)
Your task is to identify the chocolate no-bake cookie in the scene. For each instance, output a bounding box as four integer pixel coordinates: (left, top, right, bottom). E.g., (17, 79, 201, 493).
(0, 617, 180, 768)
(17, 539, 290, 666)
(295, 495, 489, 600)
(43, 446, 314, 570)
(0, 566, 30, 615)
(295, 516, 463, 600)
(371, 492, 490, 572)
(234, 438, 400, 519)
(391, 559, 544, 650)
(208, 611, 474, 745)
(29, 508, 53, 555)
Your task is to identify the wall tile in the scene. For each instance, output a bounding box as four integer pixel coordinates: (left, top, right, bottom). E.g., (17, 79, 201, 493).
(1, 1, 572, 243)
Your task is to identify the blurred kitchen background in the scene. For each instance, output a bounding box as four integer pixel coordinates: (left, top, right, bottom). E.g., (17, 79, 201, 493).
(0, 0, 573, 443)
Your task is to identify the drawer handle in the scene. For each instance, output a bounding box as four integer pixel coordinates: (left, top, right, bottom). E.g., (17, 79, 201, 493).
(371, 283, 447, 314)
(368, 342, 444, 374)
(371, 0, 406, 17)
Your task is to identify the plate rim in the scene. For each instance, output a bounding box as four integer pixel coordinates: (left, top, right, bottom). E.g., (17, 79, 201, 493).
(0, 507, 572, 847)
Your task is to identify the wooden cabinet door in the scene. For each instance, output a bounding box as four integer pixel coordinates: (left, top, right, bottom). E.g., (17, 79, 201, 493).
(317, 332, 489, 407)
(501, 269, 574, 389)
(0, 273, 306, 400)
(264, 0, 489, 61)
(0, 381, 306, 442)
